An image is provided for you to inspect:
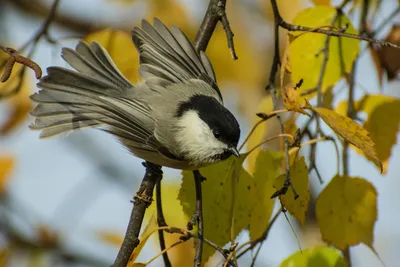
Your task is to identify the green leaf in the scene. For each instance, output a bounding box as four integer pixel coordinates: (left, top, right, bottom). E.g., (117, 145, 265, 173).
(280, 246, 345, 267)
(274, 157, 310, 224)
(290, 6, 360, 94)
(316, 175, 377, 250)
(178, 150, 282, 262)
(179, 156, 248, 263)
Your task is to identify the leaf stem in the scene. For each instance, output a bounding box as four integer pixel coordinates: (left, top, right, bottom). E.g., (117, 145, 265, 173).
(247, 134, 294, 155)
(192, 170, 204, 267)
(156, 180, 171, 267)
(238, 109, 290, 152)
(145, 240, 186, 266)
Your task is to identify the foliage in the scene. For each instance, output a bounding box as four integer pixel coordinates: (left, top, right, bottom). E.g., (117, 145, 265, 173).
(316, 175, 377, 250)
(1, 0, 400, 266)
(280, 246, 345, 267)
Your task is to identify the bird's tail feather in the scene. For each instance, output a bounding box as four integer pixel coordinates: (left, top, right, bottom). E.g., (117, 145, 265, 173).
(30, 41, 138, 139)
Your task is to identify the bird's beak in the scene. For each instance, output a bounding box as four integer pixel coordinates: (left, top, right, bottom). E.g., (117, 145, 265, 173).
(230, 147, 240, 158)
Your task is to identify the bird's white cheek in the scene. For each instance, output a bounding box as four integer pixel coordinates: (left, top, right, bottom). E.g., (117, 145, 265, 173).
(174, 110, 226, 163)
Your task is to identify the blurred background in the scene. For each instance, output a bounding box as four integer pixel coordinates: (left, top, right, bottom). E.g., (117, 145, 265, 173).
(0, 0, 400, 266)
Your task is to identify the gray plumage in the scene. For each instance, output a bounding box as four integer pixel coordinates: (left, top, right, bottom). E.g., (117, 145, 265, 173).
(30, 18, 235, 170)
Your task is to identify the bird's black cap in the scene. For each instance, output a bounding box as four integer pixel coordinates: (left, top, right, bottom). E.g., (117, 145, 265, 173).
(176, 94, 240, 148)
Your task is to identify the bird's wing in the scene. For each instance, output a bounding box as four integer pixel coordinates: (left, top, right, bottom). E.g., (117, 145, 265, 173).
(30, 41, 163, 154)
(132, 18, 223, 103)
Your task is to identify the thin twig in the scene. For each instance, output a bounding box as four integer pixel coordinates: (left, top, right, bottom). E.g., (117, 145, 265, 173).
(0, 0, 60, 98)
(247, 134, 294, 155)
(222, 243, 238, 267)
(111, 162, 162, 267)
(238, 109, 290, 151)
(341, 2, 369, 266)
(145, 239, 187, 266)
(236, 211, 281, 259)
(269, 0, 400, 49)
(161, 226, 235, 266)
(219, 6, 238, 60)
(190, 1, 239, 264)
(156, 180, 171, 267)
(192, 170, 204, 267)
(194, 0, 237, 59)
(0, 46, 42, 82)
(268, 0, 299, 199)
(249, 241, 263, 267)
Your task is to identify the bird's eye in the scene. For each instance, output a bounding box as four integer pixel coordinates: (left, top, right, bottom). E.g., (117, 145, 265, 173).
(213, 130, 221, 139)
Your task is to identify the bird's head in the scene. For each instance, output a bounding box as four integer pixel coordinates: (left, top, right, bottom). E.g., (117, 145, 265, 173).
(174, 95, 240, 167)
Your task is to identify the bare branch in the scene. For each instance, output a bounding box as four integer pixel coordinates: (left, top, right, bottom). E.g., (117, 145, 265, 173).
(268, 1, 299, 199)
(111, 162, 162, 267)
(195, 0, 238, 59)
(269, 0, 400, 49)
(0, 0, 60, 98)
(0, 46, 42, 82)
(192, 170, 205, 267)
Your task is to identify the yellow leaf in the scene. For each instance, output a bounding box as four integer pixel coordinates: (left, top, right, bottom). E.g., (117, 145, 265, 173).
(274, 157, 309, 224)
(356, 95, 400, 173)
(316, 175, 377, 250)
(282, 85, 309, 116)
(130, 264, 146, 267)
(312, 0, 331, 5)
(128, 214, 157, 264)
(335, 95, 400, 173)
(290, 6, 360, 94)
(0, 156, 14, 194)
(97, 231, 123, 247)
(85, 29, 139, 83)
(248, 150, 282, 239)
(179, 156, 249, 264)
(279, 246, 345, 267)
(280, 35, 291, 89)
(311, 107, 382, 171)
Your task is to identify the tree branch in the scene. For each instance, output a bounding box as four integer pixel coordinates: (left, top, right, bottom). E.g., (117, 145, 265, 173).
(341, 0, 370, 265)
(268, 2, 299, 199)
(236, 210, 281, 259)
(195, 0, 237, 59)
(188, 1, 238, 265)
(111, 162, 162, 267)
(0, 0, 60, 99)
(269, 0, 400, 49)
(7, 0, 101, 34)
(192, 170, 205, 267)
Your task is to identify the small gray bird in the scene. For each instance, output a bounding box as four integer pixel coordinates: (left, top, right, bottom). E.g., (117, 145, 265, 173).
(30, 18, 241, 170)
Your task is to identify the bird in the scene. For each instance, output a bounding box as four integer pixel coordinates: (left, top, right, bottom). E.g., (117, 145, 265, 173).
(29, 18, 241, 170)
